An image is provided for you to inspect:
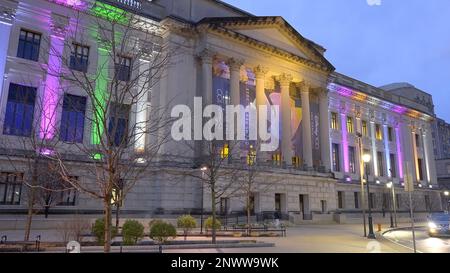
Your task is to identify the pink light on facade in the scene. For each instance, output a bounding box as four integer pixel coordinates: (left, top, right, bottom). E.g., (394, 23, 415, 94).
(52, 0, 88, 9)
(40, 35, 64, 140)
(395, 126, 404, 178)
(341, 113, 349, 173)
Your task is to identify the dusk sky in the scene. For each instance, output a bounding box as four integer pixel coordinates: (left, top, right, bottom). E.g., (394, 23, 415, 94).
(223, 0, 450, 121)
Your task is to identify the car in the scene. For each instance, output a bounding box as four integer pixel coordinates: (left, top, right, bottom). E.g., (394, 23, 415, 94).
(427, 213, 450, 237)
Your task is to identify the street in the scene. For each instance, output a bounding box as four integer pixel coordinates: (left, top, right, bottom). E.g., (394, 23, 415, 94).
(383, 227, 450, 253)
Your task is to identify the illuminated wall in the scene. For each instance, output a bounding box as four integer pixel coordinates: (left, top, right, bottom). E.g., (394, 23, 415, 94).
(40, 34, 65, 139)
(91, 48, 109, 145)
(341, 113, 349, 173)
(395, 126, 404, 179)
(383, 124, 391, 177)
(0, 20, 12, 101)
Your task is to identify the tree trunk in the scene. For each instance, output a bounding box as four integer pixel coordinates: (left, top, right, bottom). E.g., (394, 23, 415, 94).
(247, 194, 251, 236)
(104, 199, 112, 253)
(211, 189, 216, 244)
(115, 204, 120, 229)
(24, 192, 34, 242)
(44, 206, 50, 219)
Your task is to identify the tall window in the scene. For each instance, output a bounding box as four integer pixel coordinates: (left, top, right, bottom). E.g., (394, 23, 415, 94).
(415, 133, 420, 147)
(331, 112, 338, 130)
(375, 124, 383, 140)
(332, 143, 340, 172)
(17, 29, 41, 61)
(108, 103, 130, 146)
(70, 43, 90, 72)
(57, 182, 77, 206)
(338, 191, 344, 209)
(60, 94, 86, 143)
(418, 158, 424, 181)
(354, 192, 360, 209)
(0, 172, 23, 205)
(389, 153, 397, 178)
(3, 83, 36, 137)
(349, 146, 356, 173)
(377, 151, 384, 177)
(115, 55, 132, 81)
(363, 149, 371, 176)
(347, 116, 354, 133)
(221, 143, 229, 159)
(362, 120, 368, 136)
(369, 193, 376, 209)
(388, 127, 394, 142)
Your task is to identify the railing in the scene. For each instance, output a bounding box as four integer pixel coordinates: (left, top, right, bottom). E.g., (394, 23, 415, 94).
(114, 0, 142, 10)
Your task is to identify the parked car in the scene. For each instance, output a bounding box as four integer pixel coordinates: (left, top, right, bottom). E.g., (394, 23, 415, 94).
(427, 213, 450, 237)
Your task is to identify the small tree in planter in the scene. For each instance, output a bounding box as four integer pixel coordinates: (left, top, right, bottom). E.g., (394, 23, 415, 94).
(92, 218, 117, 245)
(149, 220, 177, 245)
(177, 215, 197, 240)
(205, 217, 221, 234)
(122, 220, 145, 245)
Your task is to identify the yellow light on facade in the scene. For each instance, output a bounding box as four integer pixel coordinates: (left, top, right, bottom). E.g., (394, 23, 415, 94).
(362, 154, 371, 163)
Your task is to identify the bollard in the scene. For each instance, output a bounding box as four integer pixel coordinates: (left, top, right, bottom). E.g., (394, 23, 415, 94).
(377, 224, 382, 232)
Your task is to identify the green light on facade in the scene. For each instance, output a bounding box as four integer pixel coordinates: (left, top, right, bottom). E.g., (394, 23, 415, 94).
(91, 2, 129, 24)
(91, 48, 109, 145)
(93, 153, 103, 160)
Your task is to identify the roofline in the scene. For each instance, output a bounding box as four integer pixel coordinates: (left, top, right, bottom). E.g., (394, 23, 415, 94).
(211, 0, 255, 17)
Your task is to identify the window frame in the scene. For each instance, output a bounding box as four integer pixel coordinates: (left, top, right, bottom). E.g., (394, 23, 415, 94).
(69, 43, 90, 72)
(0, 172, 23, 205)
(17, 29, 41, 62)
(115, 55, 132, 82)
(3, 83, 37, 137)
(331, 112, 338, 130)
(60, 94, 87, 143)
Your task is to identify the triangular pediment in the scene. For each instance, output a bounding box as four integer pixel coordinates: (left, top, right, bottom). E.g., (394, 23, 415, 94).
(197, 16, 335, 72)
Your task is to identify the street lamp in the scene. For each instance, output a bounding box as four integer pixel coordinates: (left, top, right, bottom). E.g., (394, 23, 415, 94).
(363, 154, 376, 239)
(386, 182, 398, 228)
(444, 191, 450, 212)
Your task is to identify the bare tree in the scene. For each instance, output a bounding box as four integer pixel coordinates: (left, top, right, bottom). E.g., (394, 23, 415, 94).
(45, 5, 173, 252)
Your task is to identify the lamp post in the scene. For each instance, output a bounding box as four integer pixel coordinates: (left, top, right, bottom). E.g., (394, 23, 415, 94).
(444, 191, 449, 212)
(363, 153, 376, 239)
(386, 182, 398, 228)
(200, 166, 208, 235)
(356, 133, 367, 237)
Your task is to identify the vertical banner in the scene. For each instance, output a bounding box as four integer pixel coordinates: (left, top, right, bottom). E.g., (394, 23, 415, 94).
(212, 76, 230, 141)
(310, 94, 321, 167)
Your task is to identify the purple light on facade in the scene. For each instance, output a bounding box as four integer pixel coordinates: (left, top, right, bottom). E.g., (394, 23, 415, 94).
(39, 148, 54, 156)
(395, 126, 404, 178)
(40, 35, 64, 140)
(52, 0, 88, 9)
(341, 113, 349, 173)
(392, 105, 407, 115)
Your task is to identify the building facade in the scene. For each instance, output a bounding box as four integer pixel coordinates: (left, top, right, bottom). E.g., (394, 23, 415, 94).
(0, 0, 443, 220)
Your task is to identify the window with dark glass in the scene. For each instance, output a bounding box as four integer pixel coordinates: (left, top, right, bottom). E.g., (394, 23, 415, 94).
(338, 191, 344, 209)
(0, 172, 23, 205)
(369, 193, 376, 209)
(349, 146, 356, 173)
(115, 55, 132, 81)
(3, 83, 36, 137)
(389, 153, 397, 178)
(354, 192, 360, 209)
(331, 112, 338, 130)
(70, 43, 89, 72)
(332, 143, 340, 172)
(415, 133, 420, 147)
(395, 194, 400, 209)
(60, 94, 86, 143)
(108, 103, 130, 146)
(388, 127, 394, 142)
(377, 151, 384, 177)
(17, 29, 41, 61)
(418, 158, 424, 181)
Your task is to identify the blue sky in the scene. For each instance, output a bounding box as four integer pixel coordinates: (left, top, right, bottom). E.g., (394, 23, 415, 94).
(222, 0, 450, 121)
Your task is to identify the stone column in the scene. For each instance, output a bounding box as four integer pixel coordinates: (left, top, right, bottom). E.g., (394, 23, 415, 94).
(300, 82, 313, 169)
(410, 125, 420, 182)
(421, 127, 432, 185)
(318, 88, 331, 171)
(134, 53, 152, 153)
(40, 14, 68, 140)
(279, 73, 293, 165)
(254, 65, 268, 161)
(0, 0, 17, 99)
(424, 125, 437, 185)
(228, 58, 243, 107)
(200, 49, 214, 106)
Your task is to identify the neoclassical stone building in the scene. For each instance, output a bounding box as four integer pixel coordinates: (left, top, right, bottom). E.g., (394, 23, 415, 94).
(0, 0, 442, 220)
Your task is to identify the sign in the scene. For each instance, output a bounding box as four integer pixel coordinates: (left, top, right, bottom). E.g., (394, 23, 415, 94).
(66, 241, 81, 253)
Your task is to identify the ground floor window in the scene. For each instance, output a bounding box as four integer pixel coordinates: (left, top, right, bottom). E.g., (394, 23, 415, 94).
(338, 191, 345, 209)
(0, 172, 23, 205)
(354, 192, 360, 209)
(321, 200, 327, 213)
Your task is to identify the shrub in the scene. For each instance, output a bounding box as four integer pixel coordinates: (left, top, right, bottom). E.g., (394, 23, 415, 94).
(177, 215, 197, 240)
(122, 220, 145, 245)
(149, 220, 176, 244)
(205, 217, 221, 230)
(92, 218, 117, 244)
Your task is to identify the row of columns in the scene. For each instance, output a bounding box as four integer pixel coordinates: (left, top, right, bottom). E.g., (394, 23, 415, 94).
(199, 50, 331, 170)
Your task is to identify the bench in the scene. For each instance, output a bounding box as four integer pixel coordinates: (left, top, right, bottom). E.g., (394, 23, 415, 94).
(0, 235, 41, 252)
(223, 225, 287, 237)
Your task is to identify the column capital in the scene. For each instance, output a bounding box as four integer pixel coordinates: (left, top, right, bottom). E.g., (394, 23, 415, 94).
(253, 65, 269, 79)
(227, 57, 245, 71)
(50, 13, 70, 38)
(298, 80, 313, 93)
(316, 87, 329, 98)
(277, 73, 293, 87)
(198, 48, 215, 64)
(138, 40, 154, 61)
(0, 0, 18, 25)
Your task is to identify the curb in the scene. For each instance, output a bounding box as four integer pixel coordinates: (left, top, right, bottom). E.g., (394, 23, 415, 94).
(380, 226, 425, 253)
